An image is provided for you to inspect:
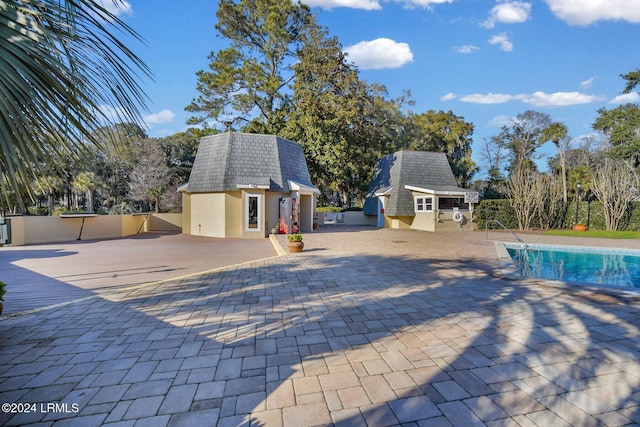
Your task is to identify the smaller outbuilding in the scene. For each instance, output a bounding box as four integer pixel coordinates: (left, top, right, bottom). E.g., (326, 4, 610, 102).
(180, 132, 319, 239)
(363, 150, 478, 232)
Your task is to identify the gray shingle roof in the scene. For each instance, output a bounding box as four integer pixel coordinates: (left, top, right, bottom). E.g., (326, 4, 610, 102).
(186, 133, 316, 193)
(363, 151, 465, 216)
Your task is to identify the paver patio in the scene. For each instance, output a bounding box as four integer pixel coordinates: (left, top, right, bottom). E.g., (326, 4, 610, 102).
(0, 226, 639, 426)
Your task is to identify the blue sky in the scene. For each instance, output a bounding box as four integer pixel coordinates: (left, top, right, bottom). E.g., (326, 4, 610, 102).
(107, 0, 639, 175)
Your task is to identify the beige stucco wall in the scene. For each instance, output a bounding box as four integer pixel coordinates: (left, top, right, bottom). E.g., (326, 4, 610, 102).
(410, 212, 436, 232)
(181, 193, 191, 235)
(148, 213, 182, 232)
(342, 211, 376, 226)
(265, 192, 283, 234)
(224, 191, 242, 238)
(390, 216, 413, 230)
(6, 214, 179, 246)
(437, 210, 475, 231)
(122, 214, 147, 236)
(190, 193, 227, 238)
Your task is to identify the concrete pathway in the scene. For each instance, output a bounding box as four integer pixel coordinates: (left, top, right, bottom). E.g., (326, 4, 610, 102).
(0, 227, 639, 426)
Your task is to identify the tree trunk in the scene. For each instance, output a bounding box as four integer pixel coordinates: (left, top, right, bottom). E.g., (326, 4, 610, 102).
(558, 146, 567, 203)
(48, 193, 54, 216)
(87, 190, 94, 213)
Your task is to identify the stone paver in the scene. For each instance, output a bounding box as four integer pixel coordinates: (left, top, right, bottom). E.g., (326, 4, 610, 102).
(1, 226, 640, 426)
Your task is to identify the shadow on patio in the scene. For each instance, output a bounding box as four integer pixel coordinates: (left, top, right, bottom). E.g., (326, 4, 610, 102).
(1, 231, 639, 426)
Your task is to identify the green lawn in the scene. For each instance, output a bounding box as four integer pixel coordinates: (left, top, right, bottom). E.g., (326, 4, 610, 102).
(544, 229, 640, 239)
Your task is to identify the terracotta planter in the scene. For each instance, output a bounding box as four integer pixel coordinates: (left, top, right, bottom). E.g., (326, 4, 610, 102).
(572, 224, 587, 232)
(287, 241, 304, 253)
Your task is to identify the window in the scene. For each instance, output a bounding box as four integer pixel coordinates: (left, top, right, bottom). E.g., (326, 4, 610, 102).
(438, 197, 464, 209)
(415, 196, 433, 212)
(246, 194, 261, 231)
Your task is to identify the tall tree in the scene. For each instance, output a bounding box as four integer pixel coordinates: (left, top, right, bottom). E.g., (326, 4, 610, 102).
(403, 110, 476, 187)
(541, 122, 569, 202)
(90, 123, 147, 210)
(478, 136, 508, 198)
(284, 24, 407, 205)
(593, 69, 640, 168)
(494, 110, 552, 174)
(129, 139, 170, 213)
(621, 68, 640, 93)
(159, 130, 203, 185)
(186, 0, 315, 134)
(593, 103, 640, 167)
(72, 172, 101, 214)
(1, 0, 150, 208)
(591, 159, 637, 231)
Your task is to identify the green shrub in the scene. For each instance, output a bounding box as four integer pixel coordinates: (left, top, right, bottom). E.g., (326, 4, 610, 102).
(476, 199, 640, 231)
(474, 199, 518, 230)
(287, 233, 303, 242)
(316, 206, 343, 213)
(0, 281, 5, 301)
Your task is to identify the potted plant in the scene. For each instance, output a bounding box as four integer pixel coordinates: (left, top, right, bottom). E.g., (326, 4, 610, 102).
(572, 223, 587, 232)
(287, 233, 304, 252)
(0, 280, 5, 315)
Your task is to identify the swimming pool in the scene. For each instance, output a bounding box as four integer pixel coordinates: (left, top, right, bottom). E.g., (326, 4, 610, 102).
(503, 243, 640, 289)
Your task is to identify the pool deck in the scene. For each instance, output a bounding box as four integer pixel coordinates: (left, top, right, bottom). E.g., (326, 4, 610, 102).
(0, 227, 639, 426)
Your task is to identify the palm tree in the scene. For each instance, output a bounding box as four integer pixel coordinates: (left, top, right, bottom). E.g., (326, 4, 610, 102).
(73, 172, 101, 214)
(542, 122, 569, 202)
(1, 0, 150, 210)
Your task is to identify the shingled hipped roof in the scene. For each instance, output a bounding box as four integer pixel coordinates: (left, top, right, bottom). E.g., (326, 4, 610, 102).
(185, 133, 317, 194)
(363, 151, 468, 216)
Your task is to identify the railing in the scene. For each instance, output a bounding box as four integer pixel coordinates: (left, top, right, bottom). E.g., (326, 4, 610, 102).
(485, 219, 529, 248)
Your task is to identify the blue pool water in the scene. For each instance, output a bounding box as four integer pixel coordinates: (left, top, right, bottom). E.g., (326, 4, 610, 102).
(505, 244, 640, 288)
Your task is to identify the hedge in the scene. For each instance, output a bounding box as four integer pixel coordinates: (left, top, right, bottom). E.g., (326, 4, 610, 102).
(475, 199, 640, 231)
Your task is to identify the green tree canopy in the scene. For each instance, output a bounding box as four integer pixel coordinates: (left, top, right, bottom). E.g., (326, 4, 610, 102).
(284, 24, 408, 205)
(188, 0, 479, 205)
(492, 110, 552, 174)
(186, 0, 315, 134)
(621, 68, 640, 93)
(540, 122, 569, 201)
(593, 103, 640, 167)
(403, 110, 476, 187)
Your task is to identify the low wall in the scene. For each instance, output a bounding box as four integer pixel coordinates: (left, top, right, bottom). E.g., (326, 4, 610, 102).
(320, 211, 377, 226)
(148, 213, 182, 232)
(5, 213, 182, 246)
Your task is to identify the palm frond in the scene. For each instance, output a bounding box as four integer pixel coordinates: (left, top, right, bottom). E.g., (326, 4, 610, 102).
(0, 0, 151, 209)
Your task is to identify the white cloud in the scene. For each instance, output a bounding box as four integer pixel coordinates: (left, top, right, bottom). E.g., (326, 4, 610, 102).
(458, 91, 602, 107)
(580, 77, 596, 89)
(488, 32, 513, 52)
(440, 92, 458, 101)
(609, 92, 640, 104)
(343, 38, 414, 70)
(144, 109, 176, 125)
(391, 0, 454, 9)
(453, 44, 479, 54)
(482, 1, 532, 28)
(302, 0, 381, 10)
(98, 0, 134, 17)
(545, 0, 640, 25)
(460, 93, 518, 104)
(522, 91, 602, 107)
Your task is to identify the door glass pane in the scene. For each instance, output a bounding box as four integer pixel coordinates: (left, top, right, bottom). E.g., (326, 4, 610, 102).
(248, 196, 258, 229)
